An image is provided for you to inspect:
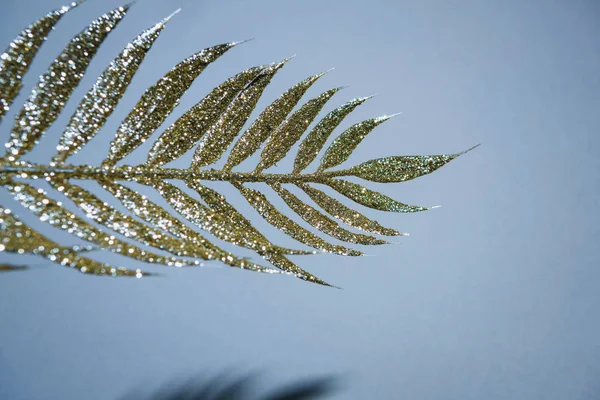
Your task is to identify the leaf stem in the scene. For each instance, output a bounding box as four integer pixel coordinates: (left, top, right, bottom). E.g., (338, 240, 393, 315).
(0, 164, 350, 184)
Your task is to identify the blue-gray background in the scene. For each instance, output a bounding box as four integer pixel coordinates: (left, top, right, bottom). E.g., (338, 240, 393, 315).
(1, 0, 599, 399)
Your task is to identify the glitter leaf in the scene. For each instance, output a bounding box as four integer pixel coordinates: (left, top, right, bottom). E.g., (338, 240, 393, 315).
(224, 71, 327, 171)
(318, 115, 397, 171)
(270, 183, 387, 245)
(0, 1, 81, 121)
(52, 14, 171, 165)
(256, 87, 342, 172)
(234, 182, 362, 256)
(293, 96, 371, 173)
(348, 146, 480, 183)
(297, 183, 404, 236)
(146, 66, 264, 167)
(326, 179, 427, 213)
(4, 179, 203, 267)
(192, 60, 287, 168)
(0, 206, 150, 277)
(0, 4, 477, 285)
(100, 179, 278, 273)
(103, 42, 235, 166)
(2, 5, 130, 162)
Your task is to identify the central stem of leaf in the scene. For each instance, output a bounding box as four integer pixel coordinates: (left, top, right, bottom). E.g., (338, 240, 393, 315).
(0, 164, 349, 184)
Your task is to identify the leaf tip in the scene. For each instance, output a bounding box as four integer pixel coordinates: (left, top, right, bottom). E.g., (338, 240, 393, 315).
(458, 143, 481, 156)
(162, 7, 182, 24)
(231, 38, 255, 46)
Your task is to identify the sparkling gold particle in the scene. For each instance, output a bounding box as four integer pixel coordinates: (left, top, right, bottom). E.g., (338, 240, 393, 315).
(297, 183, 405, 236)
(146, 66, 264, 167)
(51, 179, 203, 264)
(318, 114, 399, 171)
(326, 179, 427, 213)
(103, 42, 236, 166)
(293, 96, 371, 174)
(154, 180, 310, 258)
(256, 87, 343, 172)
(192, 59, 289, 168)
(3, 5, 130, 163)
(102, 179, 278, 273)
(0, 1, 81, 120)
(0, 205, 151, 277)
(234, 182, 362, 256)
(270, 183, 387, 245)
(52, 13, 173, 165)
(224, 70, 328, 171)
(186, 179, 313, 255)
(4, 179, 196, 267)
(347, 145, 481, 183)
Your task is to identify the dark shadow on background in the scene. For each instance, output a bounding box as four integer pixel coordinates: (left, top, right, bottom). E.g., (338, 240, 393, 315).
(118, 372, 339, 400)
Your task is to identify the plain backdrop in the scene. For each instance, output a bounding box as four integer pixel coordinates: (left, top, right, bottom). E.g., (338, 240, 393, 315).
(0, 0, 599, 399)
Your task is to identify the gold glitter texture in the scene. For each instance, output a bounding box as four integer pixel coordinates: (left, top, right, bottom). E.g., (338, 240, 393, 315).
(318, 114, 398, 171)
(0, 4, 477, 284)
(293, 96, 371, 174)
(224, 70, 328, 171)
(52, 14, 172, 165)
(256, 87, 342, 172)
(3, 5, 130, 163)
(103, 42, 236, 166)
(192, 60, 288, 168)
(0, 1, 82, 120)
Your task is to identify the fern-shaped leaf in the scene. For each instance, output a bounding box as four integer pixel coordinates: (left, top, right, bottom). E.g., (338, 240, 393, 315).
(146, 65, 264, 167)
(185, 179, 314, 256)
(233, 182, 362, 256)
(270, 183, 388, 245)
(293, 96, 371, 174)
(297, 183, 405, 236)
(0, 1, 82, 121)
(2, 4, 130, 163)
(192, 59, 288, 168)
(326, 179, 427, 213)
(347, 145, 481, 183)
(3, 179, 202, 267)
(318, 114, 399, 171)
(256, 87, 343, 172)
(0, 205, 150, 277)
(100, 179, 278, 273)
(0, 4, 477, 285)
(52, 14, 173, 165)
(103, 41, 236, 166)
(224, 70, 328, 171)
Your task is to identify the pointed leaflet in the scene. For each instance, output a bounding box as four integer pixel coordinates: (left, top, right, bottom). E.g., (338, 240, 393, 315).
(100, 179, 278, 273)
(293, 96, 371, 173)
(2, 5, 130, 163)
(233, 182, 362, 256)
(297, 183, 404, 236)
(52, 14, 173, 165)
(326, 179, 427, 213)
(224, 71, 328, 171)
(3, 179, 199, 267)
(153, 180, 310, 257)
(103, 42, 236, 166)
(271, 183, 387, 245)
(51, 179, 213, 261)
(263, 252, 331, 286)
(192, 60, 288, 168)
(185, 179, 313, 256)
(256, 87, 343, 172)
(0, 264, 28, 272)
(318, 114, 397, 171)
(0, 1, 82, 121)
(0, 207, 150, 277)
(347, 145, 480, 183)
(146, 66, 264, 167)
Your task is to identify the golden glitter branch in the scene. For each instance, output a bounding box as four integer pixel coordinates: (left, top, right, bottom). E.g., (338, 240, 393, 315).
(0, 2, 477, 286)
